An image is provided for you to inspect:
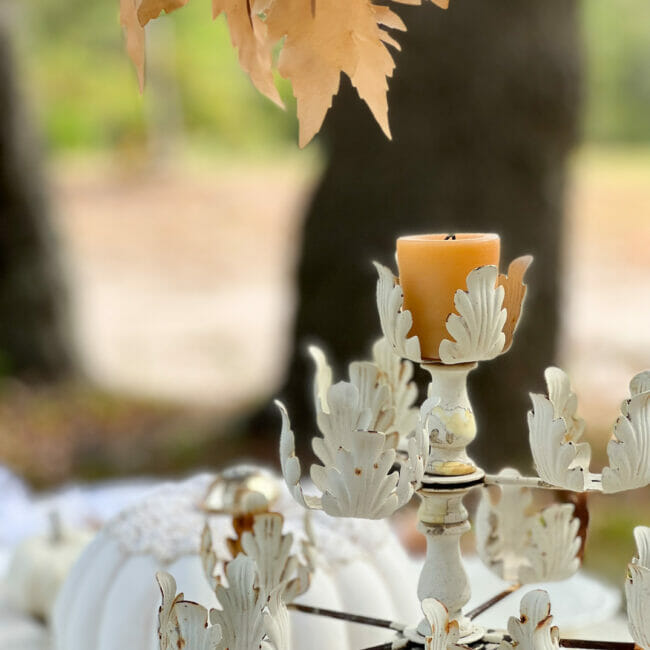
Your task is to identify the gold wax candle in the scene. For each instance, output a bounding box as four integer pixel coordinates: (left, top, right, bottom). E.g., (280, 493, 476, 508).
(396, 233, 501, 360)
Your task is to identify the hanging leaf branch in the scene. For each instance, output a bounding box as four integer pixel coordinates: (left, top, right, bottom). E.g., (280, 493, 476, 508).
(119, 0, 449, 146)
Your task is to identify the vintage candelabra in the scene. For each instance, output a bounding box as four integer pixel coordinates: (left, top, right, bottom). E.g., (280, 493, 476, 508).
(156, 233, 650, 650)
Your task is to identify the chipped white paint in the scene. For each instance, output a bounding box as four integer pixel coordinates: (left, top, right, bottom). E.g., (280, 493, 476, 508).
(240, 513, 307, 602)
(310, 340, 418, 449)
(263, 587, 291, 650)
(421, 598, 459, 650)
(374, 262, 422, 362)
(544, 367, 586, 443)
(602, 372, 650, 493)
(157, 571, 222, 650)
(278, 392, 419, 519)
(625, 526, 650, 650)
(421, 363, 477, 476)
(311, 429, 412, 519)
(212, 555, 268, 650)
(372, 337, 420, 443)
(499, 590, 560, 650)
(415, 486, 473, 638)
(528, 392, 591, 492)
(519, 504, 581, 583)
(476, 470, 581, 584)
(438, 265, 506, 364)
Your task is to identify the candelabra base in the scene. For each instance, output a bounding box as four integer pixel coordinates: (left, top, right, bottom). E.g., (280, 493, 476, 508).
(403, 622, 485, 646)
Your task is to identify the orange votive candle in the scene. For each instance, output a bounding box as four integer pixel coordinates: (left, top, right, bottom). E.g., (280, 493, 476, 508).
(396, 233, 501, 361)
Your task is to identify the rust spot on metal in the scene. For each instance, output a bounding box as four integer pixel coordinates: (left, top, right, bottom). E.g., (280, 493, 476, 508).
(373, 463, 379, 469)
(354, 467, 362, 475)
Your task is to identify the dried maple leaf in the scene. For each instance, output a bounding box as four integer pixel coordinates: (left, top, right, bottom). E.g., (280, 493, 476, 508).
(138, 0, 191, 25)
(266, 0, 405, 147)
(119, 0, 450, 145)
(212, 0, 283, 106)
(120, 0, 145, 91)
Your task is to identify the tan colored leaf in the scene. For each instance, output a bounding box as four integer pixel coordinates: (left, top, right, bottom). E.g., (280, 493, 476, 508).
(267, 0, 404, 147)
(213, 0, 283, 107)
(498, 255, 533, 352)
(431, 0, 449, 8)
(138, 0, 191, 26)
(120, 0, 145, 91)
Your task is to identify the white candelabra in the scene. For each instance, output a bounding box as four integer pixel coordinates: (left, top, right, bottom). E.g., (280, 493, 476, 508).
(157, 244, 650, 650)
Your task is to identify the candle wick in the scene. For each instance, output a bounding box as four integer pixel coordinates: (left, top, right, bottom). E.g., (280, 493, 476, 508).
(445, 233, 457, 240)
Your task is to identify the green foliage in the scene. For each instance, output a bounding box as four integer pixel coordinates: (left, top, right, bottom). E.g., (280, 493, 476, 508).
(20, 0, 298, 152)
(582, 0, 650, 143)
(16, 0, 650, 152)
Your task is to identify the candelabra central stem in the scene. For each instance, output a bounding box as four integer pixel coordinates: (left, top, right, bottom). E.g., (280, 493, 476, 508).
(412, 362, 484, 640)
(422, 362, 478, 476)
(415, 484, 477, 638)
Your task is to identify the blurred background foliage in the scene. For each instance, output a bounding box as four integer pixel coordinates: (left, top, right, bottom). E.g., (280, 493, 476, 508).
(15, 0, 650, 155)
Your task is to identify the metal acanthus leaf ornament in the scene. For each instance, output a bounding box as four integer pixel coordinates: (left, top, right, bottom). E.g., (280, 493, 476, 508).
(212, 554, 268, 650)
(262, 586, 291, 650)
(277, 380, 420, 518)
(602, 371, 650, 493)
(475, 469, 581, 584)
(421, 598, 460, 650)
(625, 526, 650, 650)
(240, 512, 310, 602)
(371, 337, 420, 444)
(373, 262, 422, 362)
(519, 504, 581, 583)
(499, 590, 560, 650)
(498, 255, 533, 353)
(309, 339, 419, 451)
(544, 366, 586, 444)
(528, 377, 592, 492)
(156, 571, 222, 650)
(438, 265, 507, 364)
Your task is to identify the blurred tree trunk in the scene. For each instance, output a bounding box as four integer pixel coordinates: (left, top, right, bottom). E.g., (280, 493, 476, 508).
(0, 17, 74, 380)
(276, 0, 582, 471)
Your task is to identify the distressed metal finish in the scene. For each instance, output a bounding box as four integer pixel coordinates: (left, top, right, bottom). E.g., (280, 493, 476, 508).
(476, 469, 581, 584)
(374, 262, 422, 362)
(415, 485, 473, 637)
(277, 344, 426, 518)
(438, 265, 506, 364)
(499, 590, 560, 650)
(498, 255, 533, 352)
(420, 363, 478, 476)
(373, 260, 530, 366)
(528, 391, 591, 492)
(157, 511, 311, 650)
(421, 599, 459, 650)
(625, 526, 650, 650)
(157, 571, 223, 650)
(602, 372, 650, 493)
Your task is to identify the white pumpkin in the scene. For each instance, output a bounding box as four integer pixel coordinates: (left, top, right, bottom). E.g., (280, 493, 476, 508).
(52, 469, 420, 650)
(7, 514, 93, 622)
